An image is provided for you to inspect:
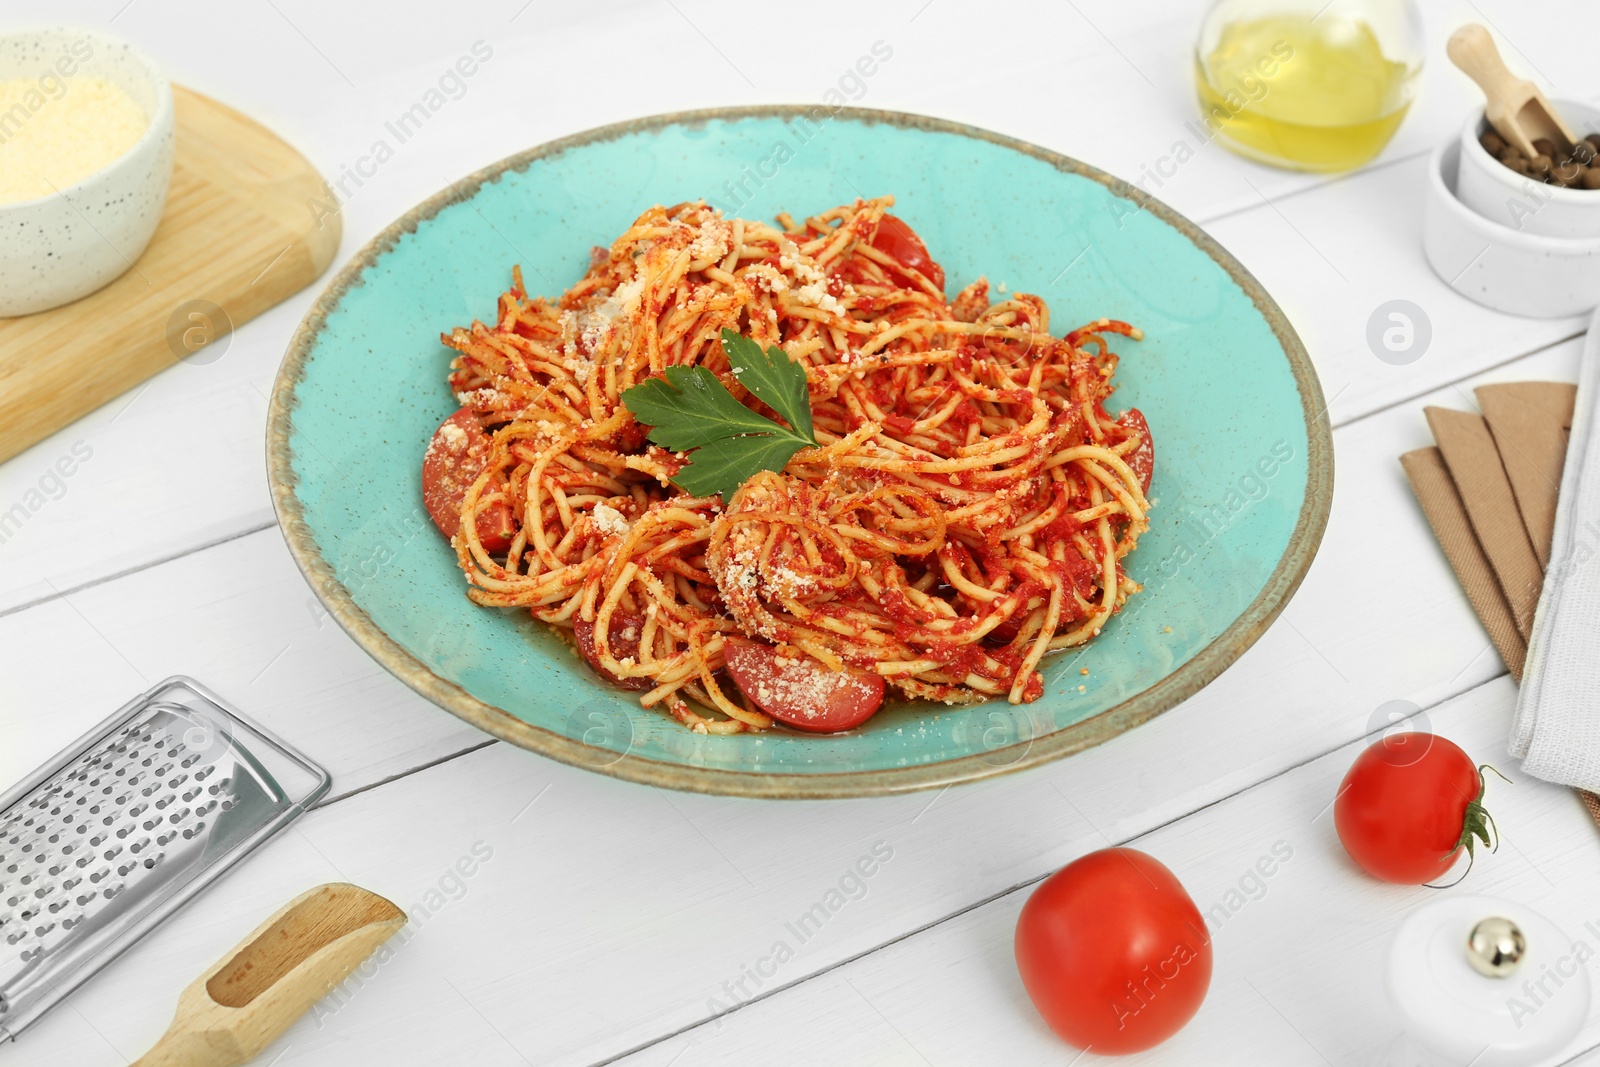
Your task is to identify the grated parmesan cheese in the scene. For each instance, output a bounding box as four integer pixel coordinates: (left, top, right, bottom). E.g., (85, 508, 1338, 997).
(574, 272, 647, 363)
(778, 242, 850, 316)
(744, 263, 788, 293)
(764, 562, 817, 600)
(751, 652, 854, 720)
(792, 279, 846, 316)
(0, 76, 149, 204)
(454, 387, 509, 407)
(591, 502, 631, 537)
(687, 219, 733, 263)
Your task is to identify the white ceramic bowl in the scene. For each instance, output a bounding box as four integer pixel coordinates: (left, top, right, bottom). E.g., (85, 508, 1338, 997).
(1425, 138, 1600, 318)
(1454, 99, 1600, 239)
(0, 28, 174, 317)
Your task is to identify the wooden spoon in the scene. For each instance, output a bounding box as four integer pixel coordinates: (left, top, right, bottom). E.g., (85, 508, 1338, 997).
(132, 883, 407, 1066)
(1448, 24, 1576, 159)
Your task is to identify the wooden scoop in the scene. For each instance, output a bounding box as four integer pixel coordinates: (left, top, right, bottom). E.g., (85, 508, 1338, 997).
(132, 883, 407, 1066)
(1448, 24, 1577, 159)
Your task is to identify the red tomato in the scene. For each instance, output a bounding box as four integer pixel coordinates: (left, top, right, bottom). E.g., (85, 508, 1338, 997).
(1334, 732, 1493, 884)
(422, 408, 515, 553)
(984, 582, 1047, 646)
(1117, 408, 1155, 496)
(1015, 848, 1211, 1055)
(986, 603, 1033, 645)
(722, 635, 886, 732)
(871, 213, 945, 293)
(574, 610, 652, 690)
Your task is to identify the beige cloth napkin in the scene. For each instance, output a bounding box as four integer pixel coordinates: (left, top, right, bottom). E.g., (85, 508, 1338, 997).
(1401, 382, 1595, 822)
(1425, 407, 1544, 639)
(1401, 447, 1527, 680)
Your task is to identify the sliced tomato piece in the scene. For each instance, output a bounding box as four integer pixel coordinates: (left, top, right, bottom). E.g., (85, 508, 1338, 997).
(986, 596, 1042, 646)
(574, 610, 652, 690)
(422, 407, 515, 553)
(1117, 407, 1154, 496)
(871, 213, 945, 293)
(722, 635, 886, 733)
(989, 615, 1021, 645)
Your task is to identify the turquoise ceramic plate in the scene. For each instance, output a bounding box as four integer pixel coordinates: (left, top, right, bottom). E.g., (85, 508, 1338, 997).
(268, 107, 1331, 798)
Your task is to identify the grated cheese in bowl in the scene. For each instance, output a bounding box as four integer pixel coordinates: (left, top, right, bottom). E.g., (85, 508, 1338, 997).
(0, 76, 149, 205)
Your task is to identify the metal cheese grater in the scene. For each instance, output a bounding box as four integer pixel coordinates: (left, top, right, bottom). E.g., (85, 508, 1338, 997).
(0, 676, 329, 1040)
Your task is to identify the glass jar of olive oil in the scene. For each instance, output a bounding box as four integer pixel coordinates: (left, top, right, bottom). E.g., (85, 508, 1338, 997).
(1194, 0, 1423, 172)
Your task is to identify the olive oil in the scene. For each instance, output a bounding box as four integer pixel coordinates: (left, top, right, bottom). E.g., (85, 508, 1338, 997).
(1195, 15, 1416, 172)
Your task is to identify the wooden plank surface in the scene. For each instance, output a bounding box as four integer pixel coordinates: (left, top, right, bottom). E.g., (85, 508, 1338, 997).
(609, 678, 1600, 1067)
(0, 87, 339, 464)
(14, 668, 1589, 1067)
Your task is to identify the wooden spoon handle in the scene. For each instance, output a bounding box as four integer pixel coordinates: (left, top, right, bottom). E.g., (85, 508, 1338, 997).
(1447, 24, 1529, 107)
(130, 1030, 238, 1067)
(132, 884, 407, 1067)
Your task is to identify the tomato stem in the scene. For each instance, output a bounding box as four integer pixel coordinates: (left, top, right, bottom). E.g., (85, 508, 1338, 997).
(1425, 763, 1508, 889)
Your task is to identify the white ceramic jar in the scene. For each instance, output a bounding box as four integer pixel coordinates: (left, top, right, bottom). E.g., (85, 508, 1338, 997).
(0, 27, 174, 317)
(1424, 139, 1600, 318)
(1453, 99, 1600, 240)
(1378, 895, 1589, 1066)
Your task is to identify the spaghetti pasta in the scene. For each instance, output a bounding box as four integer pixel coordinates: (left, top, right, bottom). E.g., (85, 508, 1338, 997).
(425, 196, 1154, 734)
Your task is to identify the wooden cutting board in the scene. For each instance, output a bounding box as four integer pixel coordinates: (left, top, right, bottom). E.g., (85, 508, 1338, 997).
(0, 86, 340, 464)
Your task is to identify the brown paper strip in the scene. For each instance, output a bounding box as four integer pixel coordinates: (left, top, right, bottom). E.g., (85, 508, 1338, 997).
(1401, 447, 1528, 680)
(1411, 386, 1600, 831)
(1476, 381, 1576, 569)
(1425, 407, 1544, 640)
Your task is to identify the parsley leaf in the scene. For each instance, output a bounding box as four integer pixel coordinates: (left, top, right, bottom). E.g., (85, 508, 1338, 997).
(619, 365, 777, 451)
(719, 329, 815, 441)
(620, 331, 819, 500)
(667, 433, 813, 500)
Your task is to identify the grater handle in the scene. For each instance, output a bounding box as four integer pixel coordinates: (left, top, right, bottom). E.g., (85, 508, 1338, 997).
(131, 883, 407, 1066)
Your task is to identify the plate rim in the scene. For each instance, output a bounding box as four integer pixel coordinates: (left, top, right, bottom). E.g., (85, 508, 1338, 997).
(266, 104, 1334, 799)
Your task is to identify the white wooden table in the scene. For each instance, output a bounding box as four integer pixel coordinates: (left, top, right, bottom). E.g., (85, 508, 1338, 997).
(4, 1, 1599, 1063)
